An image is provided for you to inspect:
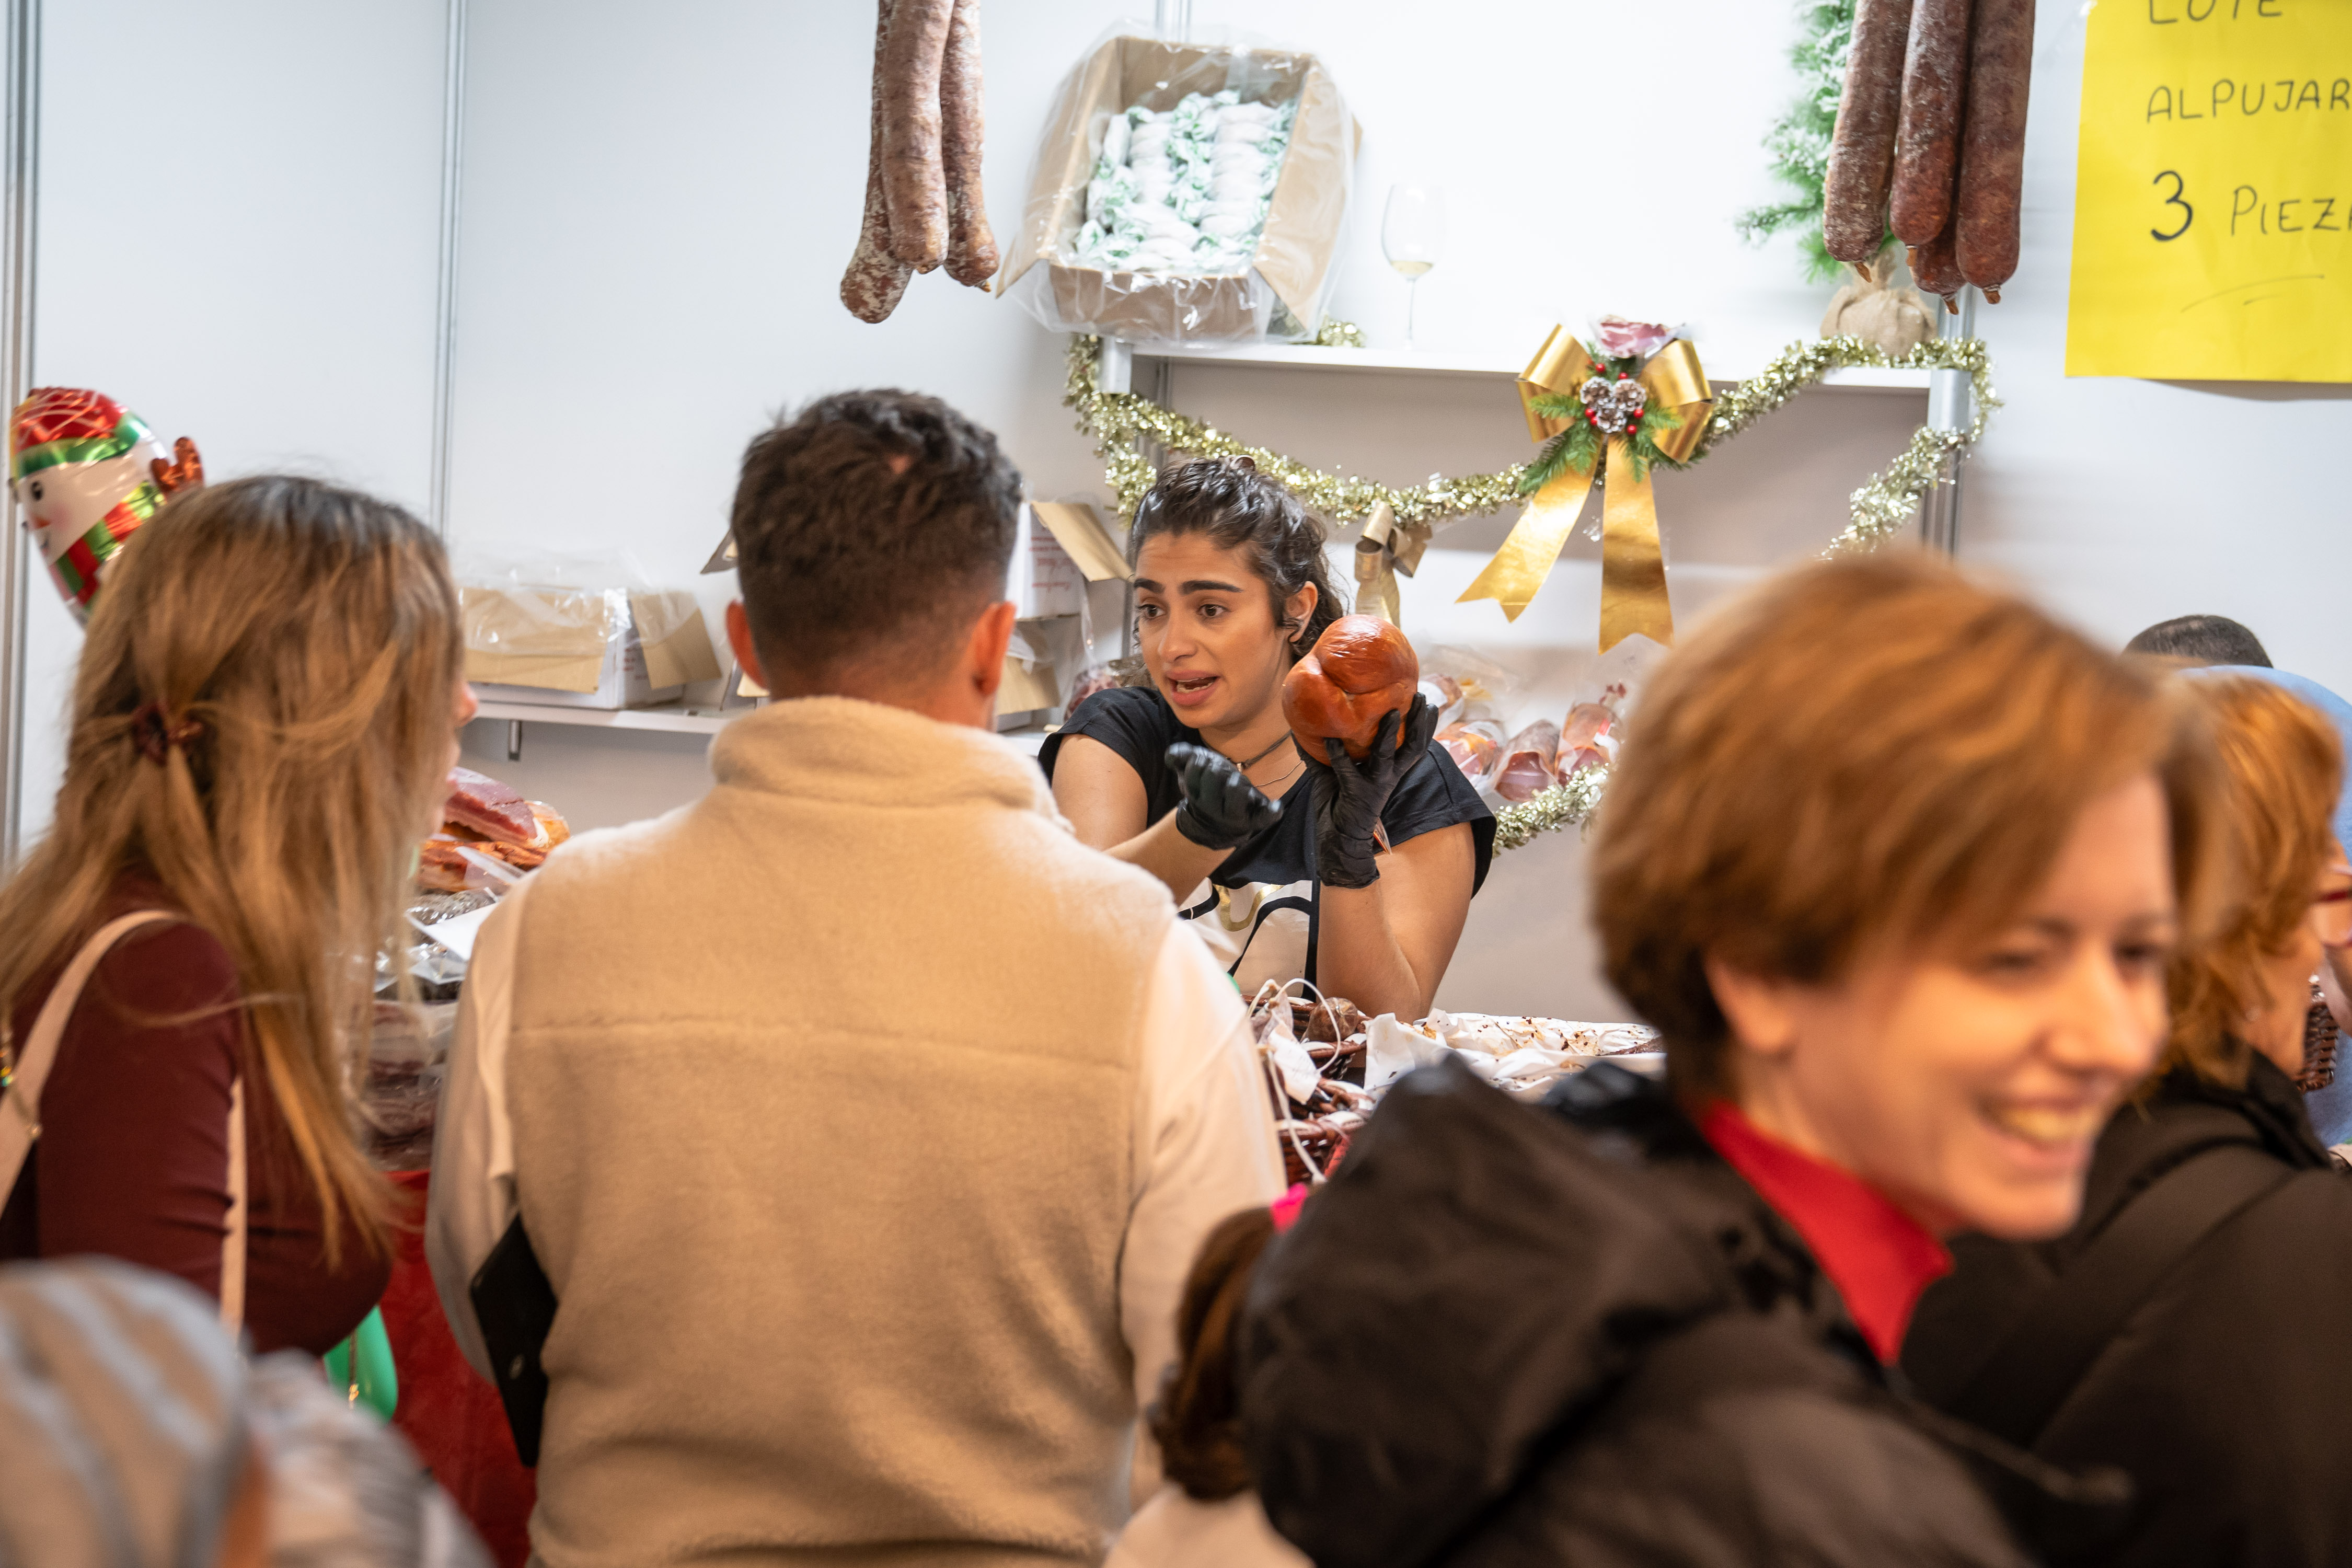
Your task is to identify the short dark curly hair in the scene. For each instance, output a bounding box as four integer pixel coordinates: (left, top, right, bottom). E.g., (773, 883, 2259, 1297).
(1128, 457, 1342, 659)
(730, 389, 1022, 678)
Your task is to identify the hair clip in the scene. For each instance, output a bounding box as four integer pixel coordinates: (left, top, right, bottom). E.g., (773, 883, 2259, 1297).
(129, 701, 204, 765)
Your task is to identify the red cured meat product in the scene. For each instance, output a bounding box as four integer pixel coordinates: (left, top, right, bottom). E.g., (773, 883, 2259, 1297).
(443, 767, 536, 847)
(1824, 0, 1915, 271)
(1909, 222, 1966, 307)
(1283, 616, 1420, 762)
(939, 0, 998, 288)
(1436, 721, 1503, 783)
(1556, 701, 1616, 775)
(881, 0, 955, 271)
(843, 0, 915, 322)
(1889, 0, 1973, 247)
(1954, 0, 2035, 298)
(1494, 720, 1561, 804)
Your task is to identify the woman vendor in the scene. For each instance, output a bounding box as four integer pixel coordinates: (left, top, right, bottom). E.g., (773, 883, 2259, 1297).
(1041, 457, 1492, 1019)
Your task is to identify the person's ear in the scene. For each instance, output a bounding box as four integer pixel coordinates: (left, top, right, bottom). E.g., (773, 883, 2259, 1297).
(725, 602, 770, 691)
(1284, 581, 1318, 647)
(969, 599, 1018, 698)
(1702, 955, 1802, 1062)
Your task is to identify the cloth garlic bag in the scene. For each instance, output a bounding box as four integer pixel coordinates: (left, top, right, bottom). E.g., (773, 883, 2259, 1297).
(1820, 241, 1933, 356)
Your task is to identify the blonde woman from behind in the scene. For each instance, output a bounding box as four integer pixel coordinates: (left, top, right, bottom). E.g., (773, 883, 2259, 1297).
(0, 475, 475, 1354)
(1110, 1194, 1309, 1568)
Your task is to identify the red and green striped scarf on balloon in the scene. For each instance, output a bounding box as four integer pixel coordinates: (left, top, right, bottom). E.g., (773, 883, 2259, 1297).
(9, 387, 203, 621)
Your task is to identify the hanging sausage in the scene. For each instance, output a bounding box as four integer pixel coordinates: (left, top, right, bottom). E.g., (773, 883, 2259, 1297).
(840, 0, 996, 323)
(1824, 0, 2036, 307)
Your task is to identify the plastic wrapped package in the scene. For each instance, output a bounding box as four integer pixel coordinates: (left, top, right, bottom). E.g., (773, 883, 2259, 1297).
(457, 552, 722, 711)
(999, 27, 1357, 345)
(361, 1001, 457, 1171)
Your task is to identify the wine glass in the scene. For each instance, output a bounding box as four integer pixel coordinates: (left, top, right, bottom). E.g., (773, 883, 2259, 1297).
(1381, 184, 1446, 349)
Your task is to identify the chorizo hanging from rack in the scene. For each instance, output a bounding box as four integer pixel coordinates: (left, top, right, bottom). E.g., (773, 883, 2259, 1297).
(1954, 0, 2034, 299)
(1909, 221, 1967, 309)
(1823, 0, 1915, 275)
(881, 0, 955, 271)
(939, 0, 998, 288)
(842, 0, 914, 323)
(1889, 0, 1973, 247)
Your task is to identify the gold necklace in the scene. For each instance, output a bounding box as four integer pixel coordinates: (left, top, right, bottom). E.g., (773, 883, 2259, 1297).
(1252, 752, 1305, 794)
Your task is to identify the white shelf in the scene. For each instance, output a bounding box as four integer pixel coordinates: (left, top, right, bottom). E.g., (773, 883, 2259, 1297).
(475, 699, 1059, 753)
(474, 698, 742, 735)
(1133, 341, 1933, 393)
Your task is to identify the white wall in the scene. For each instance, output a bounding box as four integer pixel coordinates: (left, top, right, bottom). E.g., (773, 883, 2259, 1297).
(17, 0, 450, 841)
(19, 1, 2348, 1019)
(443, 0, 1955, 1018)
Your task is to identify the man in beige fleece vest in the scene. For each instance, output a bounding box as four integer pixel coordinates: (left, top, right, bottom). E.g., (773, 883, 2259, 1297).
(428, 391, 1283, 1567)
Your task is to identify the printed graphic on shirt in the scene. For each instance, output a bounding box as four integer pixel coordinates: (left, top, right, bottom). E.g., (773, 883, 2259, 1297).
(1180, 877, 1313, 998)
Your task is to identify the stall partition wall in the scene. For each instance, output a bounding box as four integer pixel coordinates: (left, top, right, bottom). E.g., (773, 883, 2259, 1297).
(2, 0, 457, 852)
(444, 0, 2352, 1019)
(8, 3, 2350, 1016)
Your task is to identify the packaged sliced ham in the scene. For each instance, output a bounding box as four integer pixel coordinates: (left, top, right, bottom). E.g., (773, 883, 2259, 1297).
(1435, 720, 1504, 785)
(1494, 719, 1561, 804)
(1556, 701, 1618, 776)
(1418, 673, 1466, 730)
(443, 767, 536, 846)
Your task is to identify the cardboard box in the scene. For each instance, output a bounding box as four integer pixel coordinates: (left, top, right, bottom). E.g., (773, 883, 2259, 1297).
(1000, 36, 1356, 345)
(463, 585, 723, 709)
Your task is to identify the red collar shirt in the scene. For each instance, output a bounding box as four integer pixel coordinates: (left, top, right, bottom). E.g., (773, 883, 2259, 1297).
(1698, 1101, 1951, 1364)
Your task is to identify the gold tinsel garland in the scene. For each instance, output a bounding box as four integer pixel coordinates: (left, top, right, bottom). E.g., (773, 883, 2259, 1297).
(1062, 331, 1999, 545)
(1490, 762, 1612, 853)
(1062, 331, 2002, 849)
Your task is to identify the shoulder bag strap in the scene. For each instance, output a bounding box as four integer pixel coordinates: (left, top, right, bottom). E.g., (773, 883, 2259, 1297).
(1944, 1138, 2296, 1447)
(1, 910, 246, 1331)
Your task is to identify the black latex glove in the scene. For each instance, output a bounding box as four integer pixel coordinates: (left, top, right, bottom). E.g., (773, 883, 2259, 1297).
(1166, 742, 1284, 850)
(1301, 694, 1441, 889)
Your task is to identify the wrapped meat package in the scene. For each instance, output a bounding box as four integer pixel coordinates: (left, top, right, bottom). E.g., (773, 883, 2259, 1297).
(1436, 720, 1504, 785)
(1493, 719, 1561, 804)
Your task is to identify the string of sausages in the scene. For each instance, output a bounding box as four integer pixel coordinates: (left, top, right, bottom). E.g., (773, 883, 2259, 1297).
(841, 0, 999, 324)
(1824, 0, 2034, 308)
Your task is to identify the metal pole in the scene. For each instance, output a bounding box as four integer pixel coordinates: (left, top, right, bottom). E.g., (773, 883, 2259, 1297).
(427, 0, 467, 539)
(0, 0, 36, 863)
(1920, 286, 1976, 557)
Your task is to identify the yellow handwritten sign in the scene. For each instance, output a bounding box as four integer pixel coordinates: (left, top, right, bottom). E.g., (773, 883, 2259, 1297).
(2068, 0, 2352, 381)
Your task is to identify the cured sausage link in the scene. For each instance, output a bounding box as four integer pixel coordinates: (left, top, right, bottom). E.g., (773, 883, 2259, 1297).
(842, 0, 914, 322)
(881, 0, 955, 271)
(1889, 0, 1973, 247)
(1824, 0, 1916, 275)
(1909, 221, 1967, 309)
(1955, 0, 2034, 298)
(940, 0, 999, 288)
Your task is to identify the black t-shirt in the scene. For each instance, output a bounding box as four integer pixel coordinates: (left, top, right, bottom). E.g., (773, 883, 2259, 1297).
(1040, 684, 1495, 996)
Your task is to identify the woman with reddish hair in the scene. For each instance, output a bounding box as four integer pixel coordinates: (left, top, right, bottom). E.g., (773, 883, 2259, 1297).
(1238, 555, 2221, 1565)
(1904, 674, 2352, 1566)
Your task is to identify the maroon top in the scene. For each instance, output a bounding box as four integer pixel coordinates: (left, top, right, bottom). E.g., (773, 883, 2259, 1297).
(0, 884, 390, 1354)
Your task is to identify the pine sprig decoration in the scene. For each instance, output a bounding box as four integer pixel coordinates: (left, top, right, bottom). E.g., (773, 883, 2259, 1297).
(1737, 0, 1861, 282)
(1518, 374, 1689, 495)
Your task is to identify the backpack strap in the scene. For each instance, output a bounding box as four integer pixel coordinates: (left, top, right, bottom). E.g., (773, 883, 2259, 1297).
(1, 911, 247, 1331)
(1944, 1136, 2295, 1447)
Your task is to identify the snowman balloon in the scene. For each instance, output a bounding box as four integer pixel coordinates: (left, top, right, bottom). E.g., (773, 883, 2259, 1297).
(9, 386, 202, 621)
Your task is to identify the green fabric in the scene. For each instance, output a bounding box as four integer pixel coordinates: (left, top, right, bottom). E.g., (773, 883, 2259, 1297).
(321, 1305, 397, 1421)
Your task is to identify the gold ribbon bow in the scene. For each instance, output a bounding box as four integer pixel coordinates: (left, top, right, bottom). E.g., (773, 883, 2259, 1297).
(1457, 326, 1712, 649)
(1352, 500, 1432, 625)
